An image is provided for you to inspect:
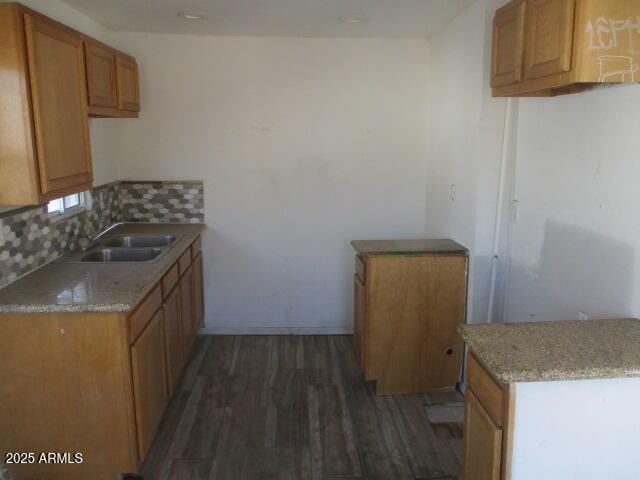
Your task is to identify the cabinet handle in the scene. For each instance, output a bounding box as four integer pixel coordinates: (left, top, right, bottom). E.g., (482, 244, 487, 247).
(446, 348, 454, 356)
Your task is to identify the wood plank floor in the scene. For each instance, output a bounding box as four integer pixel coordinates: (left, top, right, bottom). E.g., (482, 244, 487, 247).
(141, 336, 463, 480)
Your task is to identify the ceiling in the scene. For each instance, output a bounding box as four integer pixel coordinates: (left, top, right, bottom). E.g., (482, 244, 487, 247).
(59, 0, 475, 38)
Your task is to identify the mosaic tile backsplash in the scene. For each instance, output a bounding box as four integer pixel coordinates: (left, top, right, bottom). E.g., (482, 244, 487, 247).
(119, 181, 205, 223)
(0, 181, 204, 289)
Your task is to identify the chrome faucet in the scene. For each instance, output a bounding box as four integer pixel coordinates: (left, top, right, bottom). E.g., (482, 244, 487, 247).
(78, 222, 123, 252)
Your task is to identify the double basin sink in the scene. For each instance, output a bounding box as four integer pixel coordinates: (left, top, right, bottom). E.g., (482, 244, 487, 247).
(72, 234, 178, 263)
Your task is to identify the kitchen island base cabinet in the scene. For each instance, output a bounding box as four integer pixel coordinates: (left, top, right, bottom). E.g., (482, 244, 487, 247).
(462, 353, 516, 480)
(353, 273, 366, 371)
(351, 240, 469, 395)
(463, 390, 503, 480)
(462, 319, 640, 479)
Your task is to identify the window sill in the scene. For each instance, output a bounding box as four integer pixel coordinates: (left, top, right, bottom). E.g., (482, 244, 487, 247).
(48, 207, 87, 224)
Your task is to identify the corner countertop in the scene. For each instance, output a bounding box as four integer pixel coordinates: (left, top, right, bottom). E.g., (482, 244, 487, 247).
(461, 318, 640, 383)
(0, 223, 205, 314)
(351, 239, 468, 256)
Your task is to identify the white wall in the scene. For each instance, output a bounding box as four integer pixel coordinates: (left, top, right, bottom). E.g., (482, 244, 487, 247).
(0, 0, 119, 188)
(506, 87, 640, 322)
(428, 0, 640, 324)
(427, 0, 508, 324)
(512, 378, 640, 479)
(113, 34, 431, 332)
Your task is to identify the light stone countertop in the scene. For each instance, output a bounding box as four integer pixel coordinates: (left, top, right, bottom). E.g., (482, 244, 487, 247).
(351, 239, 468, 256)
(461, 318, 640, 383)
(0, 223, 205, 314)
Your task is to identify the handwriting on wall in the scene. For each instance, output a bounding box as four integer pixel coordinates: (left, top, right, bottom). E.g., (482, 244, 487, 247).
(586, 17, 640, 82)
(586, 17, 640, 53)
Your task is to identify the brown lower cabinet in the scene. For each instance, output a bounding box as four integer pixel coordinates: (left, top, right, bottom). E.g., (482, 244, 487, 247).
(163, 285, 185, 395)
(462, 353, 515, 480)
(352, 248, 468, 395)
(180, 264, 196, 352)
(353, 273, 366, 370)
(131, 309, 169, 460)
(0, 235, 204, 479)
(193, 252, 205, 329)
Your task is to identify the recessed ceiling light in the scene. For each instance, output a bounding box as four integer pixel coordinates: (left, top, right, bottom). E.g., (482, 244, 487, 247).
(339, 16, 369, 24)
(178, 11, 205, 20)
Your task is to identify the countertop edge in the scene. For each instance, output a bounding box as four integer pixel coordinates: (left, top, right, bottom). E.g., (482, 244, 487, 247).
(0, 223, 206, 315)
(351, 240, 469, 256)
(464, 344, 640, 384)
(461, 320, 640, 384)
(0, 304, 132, 314)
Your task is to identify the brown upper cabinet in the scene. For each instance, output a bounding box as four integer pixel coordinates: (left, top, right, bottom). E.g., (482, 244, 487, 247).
(0, 4, 93, 205)
(84, 40, 118, 108)
(492, 0, 640, 97)
(0, 3, 140, 206)
(85, 37, 141, 117)
(117, 56, 141, 112)
(491, 0, 526, 87)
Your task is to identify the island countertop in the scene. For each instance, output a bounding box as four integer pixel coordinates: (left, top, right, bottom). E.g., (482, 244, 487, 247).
(0, 223, 205, 314)
(460, 318, 640, 383)
(351, 239, 468, 256)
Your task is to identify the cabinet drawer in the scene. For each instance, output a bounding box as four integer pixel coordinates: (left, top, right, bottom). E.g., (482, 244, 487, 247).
(161, 262, 179, 298)
(191, 236, 202, 259)
(179, 248, 192, 276)
(128, 284, 162, 343)
(355, 255, 366, 283)
(467, 353, 505, 427)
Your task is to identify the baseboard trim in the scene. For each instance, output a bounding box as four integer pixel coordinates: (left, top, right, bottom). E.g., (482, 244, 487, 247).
(199, 326, 352, 335)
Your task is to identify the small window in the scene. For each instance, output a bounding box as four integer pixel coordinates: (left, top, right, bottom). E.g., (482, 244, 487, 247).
(47, 192, 87, 219)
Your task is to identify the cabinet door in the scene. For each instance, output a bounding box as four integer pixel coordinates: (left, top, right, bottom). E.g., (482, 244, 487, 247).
(85, 40, 118, 108)
(524, 0, 576, 79)
(24, 13, 93, 196)
(163, 286, 184, 395)
(131, 309, 169, 461)
(491, 0, 527, 87)
(193, 253, 205, 330)
(117, 56, 140, 112)
(463, 389, 503, 480)
(353, 274, 366, 372)
(180, 266, 195, 353)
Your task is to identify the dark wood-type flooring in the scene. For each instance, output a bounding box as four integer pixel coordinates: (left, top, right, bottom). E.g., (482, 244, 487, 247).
(141, 336, 463, 480)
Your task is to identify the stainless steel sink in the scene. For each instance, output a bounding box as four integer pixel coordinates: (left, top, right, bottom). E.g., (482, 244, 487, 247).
(62, 230, 182, 264)
(101, 235, 177, 248)
(80, 248, 163, 263)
